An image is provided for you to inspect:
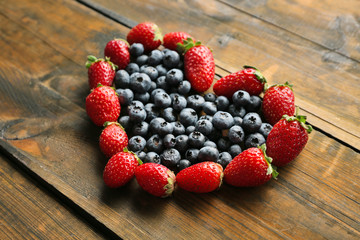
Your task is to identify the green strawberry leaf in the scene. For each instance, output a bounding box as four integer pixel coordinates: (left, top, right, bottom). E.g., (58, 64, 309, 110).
(259, 144, 278, 180)
(282, 107, 313, 134)
(243, 65, 267, 84)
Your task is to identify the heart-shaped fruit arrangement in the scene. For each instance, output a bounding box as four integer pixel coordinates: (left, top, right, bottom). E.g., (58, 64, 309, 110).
(84, 22, 312, 197)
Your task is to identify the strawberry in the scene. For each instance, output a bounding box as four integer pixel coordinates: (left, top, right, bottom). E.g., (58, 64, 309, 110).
(163, 31, 194, 51)
(85, 85, 120, 126)
(127, 22, 162, 52)
(135, 163, 175, 198)
(99, 122, 128, 157)
(213, 66, 266, 98)
(224, 144, 278, 187)
(262, 82, 295, 125)
(176, 162, 223, 193)
(103, 149, 142, 188)
(85, 55, 117, 90)
(181, 39, 215, 93)
(104, 39, 130, 70)
(266, 110, 312, 167)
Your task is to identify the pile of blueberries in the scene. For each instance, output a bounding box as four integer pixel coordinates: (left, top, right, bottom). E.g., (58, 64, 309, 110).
(115, 43, 273, 172)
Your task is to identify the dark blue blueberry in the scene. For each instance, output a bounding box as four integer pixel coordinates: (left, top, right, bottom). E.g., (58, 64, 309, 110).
(149, 117, 166, 133)
(169, 93, 180, 101)
(204, 92, 217, 102)
(160, 148, 181, 170)
(156, 64, 168, 76)
(127, 100, 145, 114)
(149, 81, 157, 92)
(154, 92, 172, 108)
(162, 48, 171, 55)
(128, 105, 147, 123)
(134, 92, 150, 104)
(129, 43, 144, 57)
(163, 50, 180, 69)
(175, 134, 188, 153)
(246, 95, 262, 112)
(199, 115, 213, 122)
(172, 121, 186, 136)
(195, 119, 213, 136)
(198, 146, 219, 162)
(179, 108, 198, 127)
(202, 101, 217, 115)
(216, 152, 232, 168)
(188, 131, 206, 148)
(166, 69, 183, 86)
(161, 107, 177, 122)
(185, 125, 196, 135)
(163, 134, 177, 149)
(155, 76, 169, 91)
(242, 112, 262, 133)
(147, 50, 163, 66)
(228, 104, 246, 118)
(140, 66, 158, 80)
(229, 144, 242, 158)
(114, 70, 130, 89)
(144, 152, 161, 164)
(217, 138, 231, 152)
(232, 90, 251, 107)
(150, 88, 166, 102)
(177, 80, 191, 95)
(144, 103, 160, 121)
(118, 115, 131, 130)
(128, 136, 146, 152)
(259, 123, 273, 139)
(146, 134, 164, 153)
(177, 159, 192, 171)
(129, 72, 152, 93)
(187, 95, 205, 112)
(132, 121, 149, 137)
(204, 140, 217, 148)
(125, 63, 139, 75)
(172, 95, 187, 112)
(215, 96, 230, 111)
(158, 121, 174, 136)
(234, 116, 243, 126)
(136, 151, 147, 162)
(212, 111, 235, 130)
(245, 133, 266, 149)
(116, 88, 134, 106)
(228, 125, 245, 143)
(136, 55, 148, 66)
(185, 148, 199, 164)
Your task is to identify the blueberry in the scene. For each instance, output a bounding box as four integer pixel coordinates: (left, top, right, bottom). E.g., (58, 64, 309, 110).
(150, 88, 166, 102)
(204, 140, 217, 148)
(166, 69, 183, 86)
(212, 111, 235, 130)
(144, 152, 161, 164)
(199, 115, 213, 122)
(246, 95, 262, 112)
(185, 148, 199, 164)
(216, 152, 232, 168)
(229, 144, 242, 158)
(215, 96, 230, 111)
(179, 108, 198, 127)
(175, 134, 189, 153)
(232, 90, 251, 107)
(228, 104, 246, 118)
(160, 148, 181, 170)
(259, 123, 273, 139)
(242, 112, 262, 133)
(149, 117, 166, 133)
(195, 119, 213, 136)
(188, 131, 206, 148)
(118, 115, 131, 130)
(177, 80, 191, 95)
(163, 134, 177, 149)
(132, 121, 149, 137)
(163, 50, 180, 69)
(161, 107, 177, 122)
(129, 43, 144, 57)
(128, 105, 147, 123)
(140, 66, 158, 80)
(116, 88, 134, 106)
(128, 136, 146, 152)
(217, 138, 231, 152)
(155, 76, 169, 91)
(129, 72, 152, 93)
(156, 64, 168, 76)
(136, 151, 147, 162)
(147, 50, 163, 66)
(149, 81, 157, 92)
(172, 95, 187, 112)
(245, 133, 266, 149)
(136, 55, 148, 66)
(127, 100, 145, 114)
(202, 101, 217, 115)
(154, 92, 172, 108)
(114, 70, 130, 89)
(158, 121, 174, 136)
(204, 93, 217, 102)
(234, 116, 243, 126)
(144, 103, 160, 121)
(134, 92, 150, 104)
(125, 63, 139, 75)
(177, 159, 192, 171)
(228, 125, 245, 143)
(207, 128, 222, 142)
(198, 146, 219, 162)
(146, 134, 164, 153)
(172, 121, 186, 136)
(185, 125, 196, 135)
(187, 95, 205, 112)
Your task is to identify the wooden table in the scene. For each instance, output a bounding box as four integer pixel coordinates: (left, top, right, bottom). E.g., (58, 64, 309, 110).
(1, 0, 359, 239)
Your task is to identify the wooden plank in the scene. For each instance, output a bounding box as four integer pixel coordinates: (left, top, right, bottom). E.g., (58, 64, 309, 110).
(0, 153, 106, 240)
(74, 0, 360, 150)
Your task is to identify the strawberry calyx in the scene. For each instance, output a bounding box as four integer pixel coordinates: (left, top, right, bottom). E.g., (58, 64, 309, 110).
(124, 147, 143, 165)
(282, 107, 313, 134)
(258, 144, 278, 179)
(103, 121, 126, 131)
(152, 24, 163, 43)
(264, 81, 293, 92)
(163, 170, 176, 198)
(243, 65, 267, 84)
(85, 55, 118, 71)
(177, 37, 202, 54)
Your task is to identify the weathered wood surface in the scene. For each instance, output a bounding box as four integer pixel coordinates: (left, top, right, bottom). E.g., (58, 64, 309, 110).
(0, 0, 359, 239)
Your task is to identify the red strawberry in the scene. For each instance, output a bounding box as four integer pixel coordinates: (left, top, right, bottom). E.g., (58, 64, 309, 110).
(99, 122, 128, 157)
(262, 82, 295, 125)
(86, 55, 117, 90)
(266, 111, 312, 167)
(163, 32, 194, 51)
(213, 66, 266, 98)
(103, 149, 142, 188)
(104, 39, 130, 70)
(127, 22, 162, 52)
(135, 163, 175, 198)
(176, 162, 223, 193)
(224, 144, 278, 187)
(85, 85, 120, 126)
(181, 39, 215, 93)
